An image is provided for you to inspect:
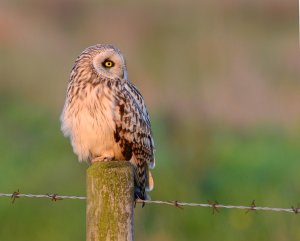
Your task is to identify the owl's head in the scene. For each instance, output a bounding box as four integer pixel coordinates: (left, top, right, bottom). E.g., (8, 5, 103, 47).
(82, 44, 128, 80)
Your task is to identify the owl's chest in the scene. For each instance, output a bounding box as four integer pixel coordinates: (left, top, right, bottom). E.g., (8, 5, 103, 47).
(74, 89, 115, 138)
(63, 86, 118, 159)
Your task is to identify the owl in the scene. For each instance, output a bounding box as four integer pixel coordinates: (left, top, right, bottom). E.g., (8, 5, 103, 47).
(60, 44, 155, 200)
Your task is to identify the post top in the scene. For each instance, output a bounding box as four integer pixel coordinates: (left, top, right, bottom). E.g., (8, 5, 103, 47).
(87, 161, 133, 176)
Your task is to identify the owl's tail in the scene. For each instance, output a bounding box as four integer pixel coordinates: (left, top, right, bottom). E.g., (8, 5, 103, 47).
(131, 155, 154, 201)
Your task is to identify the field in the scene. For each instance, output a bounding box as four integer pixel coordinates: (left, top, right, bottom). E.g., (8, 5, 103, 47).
(0, 1, 299, 240)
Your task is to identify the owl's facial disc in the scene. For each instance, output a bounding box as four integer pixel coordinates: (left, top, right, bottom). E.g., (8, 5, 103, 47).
(93, 50, 127, 79)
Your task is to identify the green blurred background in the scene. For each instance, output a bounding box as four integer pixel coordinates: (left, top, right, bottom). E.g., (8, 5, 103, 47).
(0, 0, 299, 240)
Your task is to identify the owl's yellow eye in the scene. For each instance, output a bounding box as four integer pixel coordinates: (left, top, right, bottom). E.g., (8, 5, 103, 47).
(102, 59, 114, 68)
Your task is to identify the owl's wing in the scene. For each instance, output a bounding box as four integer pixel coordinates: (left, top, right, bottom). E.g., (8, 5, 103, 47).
(114, 80, 155, 166)
(113, 79, 155, 198)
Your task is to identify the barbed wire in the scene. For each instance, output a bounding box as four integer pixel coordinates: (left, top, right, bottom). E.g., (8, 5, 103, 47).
(0, 191, 298, 214)
(0, 191, 86, 203)
(136, 199, 300, 214)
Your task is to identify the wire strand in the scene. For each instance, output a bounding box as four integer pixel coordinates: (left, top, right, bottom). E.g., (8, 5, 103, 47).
(0, 192, 298, 214)
(0, 193, 86, 200)
(136, 200, 297, 213)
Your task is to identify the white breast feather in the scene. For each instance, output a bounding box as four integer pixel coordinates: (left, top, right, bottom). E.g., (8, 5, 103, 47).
(61, 86, 117, 161)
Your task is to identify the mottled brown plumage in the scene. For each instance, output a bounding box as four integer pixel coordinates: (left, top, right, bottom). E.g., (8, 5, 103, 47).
(61, 44, 155, 200)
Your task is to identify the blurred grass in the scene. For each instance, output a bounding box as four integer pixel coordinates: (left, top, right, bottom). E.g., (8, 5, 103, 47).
(0, 0, 299, 240)
(0, 95, 86, 241)
(1, 95, 300, 241)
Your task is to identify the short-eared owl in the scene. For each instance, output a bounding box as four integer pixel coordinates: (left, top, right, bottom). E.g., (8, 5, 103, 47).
(61, 44, 155, 200)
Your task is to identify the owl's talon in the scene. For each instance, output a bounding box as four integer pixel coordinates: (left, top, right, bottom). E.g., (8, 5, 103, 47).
(92, 156, 114, 163)
(103, 156, 114, 161)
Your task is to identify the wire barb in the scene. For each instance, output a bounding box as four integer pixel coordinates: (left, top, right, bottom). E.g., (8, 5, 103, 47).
(11, 189, 20, 204)
(46, 193, 63, 201)
(208, 200, 220, 215)
(246, 200, 257, 214)
(173, 200, 183, 210)
(291, 204, 300, 215)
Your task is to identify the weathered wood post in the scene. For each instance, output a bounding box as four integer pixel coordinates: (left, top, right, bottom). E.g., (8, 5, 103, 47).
(87, 161, 134, 241)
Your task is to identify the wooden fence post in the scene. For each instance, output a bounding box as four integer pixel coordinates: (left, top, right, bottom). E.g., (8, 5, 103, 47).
(86, 161, 134, 241)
